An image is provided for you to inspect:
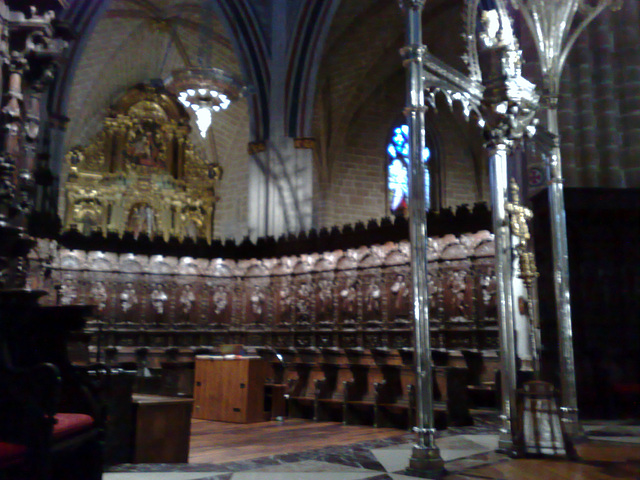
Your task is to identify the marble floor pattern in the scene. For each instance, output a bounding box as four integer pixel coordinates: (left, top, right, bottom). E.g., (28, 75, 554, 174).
(106, 421, 640, 480)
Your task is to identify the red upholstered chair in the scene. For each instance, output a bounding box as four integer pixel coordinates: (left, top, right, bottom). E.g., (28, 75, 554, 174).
(0, 363, 105, 480)
(0, 363, 60, 480)
(0, 302, 106, 480)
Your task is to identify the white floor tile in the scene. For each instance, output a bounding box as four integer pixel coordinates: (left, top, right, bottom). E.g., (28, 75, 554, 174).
(104, 472, 224, 480)
(371, 434, 499, 473)
(230, 472, 380, 480)
(370, 443, 413, 473)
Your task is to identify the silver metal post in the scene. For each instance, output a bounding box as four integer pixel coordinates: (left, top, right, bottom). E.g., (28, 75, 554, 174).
(400, 0, 444, 476)
(544, 95, 581, 438)
(489, 143, 518, 455)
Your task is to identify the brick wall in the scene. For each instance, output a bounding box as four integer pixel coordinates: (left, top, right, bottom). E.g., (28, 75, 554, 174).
(315, 75, 489, 229)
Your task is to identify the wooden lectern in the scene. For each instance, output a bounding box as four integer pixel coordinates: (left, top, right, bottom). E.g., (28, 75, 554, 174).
(193, 356, 269, 423)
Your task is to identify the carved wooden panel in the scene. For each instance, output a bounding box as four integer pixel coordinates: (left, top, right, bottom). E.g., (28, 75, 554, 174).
(37, 233, 497, 353)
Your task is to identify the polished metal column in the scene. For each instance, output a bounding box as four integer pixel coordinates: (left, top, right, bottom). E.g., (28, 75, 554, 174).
(399, 0, 444, 477)
(508, 0, 622, 438)
(489, 143, 518, 454)
(544, 94, 580, 436)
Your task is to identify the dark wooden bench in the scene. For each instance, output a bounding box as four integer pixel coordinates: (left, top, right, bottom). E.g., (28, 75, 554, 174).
(287, 362, 325, 420)
(373, 364, 416, 429)
(315, 363, 351, 422)
(462, 349, 498, 408)
(159, 361, 195, 397)
(374, 364, 455, 430)
(343, 363, 384, 426)
(440, 366, 473, 426)
(255, 347, 289, 420)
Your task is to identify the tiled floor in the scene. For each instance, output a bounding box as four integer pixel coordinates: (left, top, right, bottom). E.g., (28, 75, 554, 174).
(105, 420, 640, 480)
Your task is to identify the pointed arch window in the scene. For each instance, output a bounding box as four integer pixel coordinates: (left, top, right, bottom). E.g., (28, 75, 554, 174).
(387, 124, 431, 216)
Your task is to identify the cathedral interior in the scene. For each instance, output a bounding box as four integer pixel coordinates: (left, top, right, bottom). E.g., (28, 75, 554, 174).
(0, 0, 639, 479)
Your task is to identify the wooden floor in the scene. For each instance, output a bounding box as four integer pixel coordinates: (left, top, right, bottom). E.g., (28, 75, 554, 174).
(187, 419, 640, 479)
(188, 418, 407, 463)
(464, 442, 640, 480)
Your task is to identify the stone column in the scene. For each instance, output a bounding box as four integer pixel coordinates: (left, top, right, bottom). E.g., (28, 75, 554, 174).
(247, 0, 313, 240)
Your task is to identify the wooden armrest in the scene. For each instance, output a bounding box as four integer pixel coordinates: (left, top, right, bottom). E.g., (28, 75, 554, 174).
(373, 380, 386, 395)
(57, 365, 106, 425)
(374, 381, 397, 404)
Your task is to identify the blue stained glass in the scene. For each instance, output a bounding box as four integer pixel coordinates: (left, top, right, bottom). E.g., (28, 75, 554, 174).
(387, 124, 430, 214)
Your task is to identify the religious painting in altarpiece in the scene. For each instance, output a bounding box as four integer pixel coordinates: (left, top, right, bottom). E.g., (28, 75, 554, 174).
(62, 84, 221, 243)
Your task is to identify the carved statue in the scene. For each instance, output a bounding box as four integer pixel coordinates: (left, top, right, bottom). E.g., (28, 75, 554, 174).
(151, 284, 168, 315)
(277, 284, 292, 325)
(365, 282, 381, 315)
(448, 270, 468, 322)
(505, 179, 533, 242)
(339, 278, 358, 322)
(212, 285, 228, 316)
(479, 270, 496, 307)
(390, 273, 410, 317)
(90, 281, 108, 312)
(120, 282, 138, 318)
(179, 284, 196, 316)
(128, 204, 156, 239)
(295, 282, 313, 323)
(316, 279, 333, 318)
(249, 285, 266, 324)
(60, 279, 77, 306)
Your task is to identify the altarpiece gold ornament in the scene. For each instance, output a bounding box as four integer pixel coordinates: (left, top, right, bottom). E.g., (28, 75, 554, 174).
(62, 85, 221, 243)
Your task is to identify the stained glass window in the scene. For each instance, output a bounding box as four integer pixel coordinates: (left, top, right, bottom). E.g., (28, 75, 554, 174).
(387, 124, 430, 215)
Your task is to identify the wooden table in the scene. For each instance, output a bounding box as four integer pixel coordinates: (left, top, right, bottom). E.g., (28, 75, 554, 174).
(132, 394, 193, 463)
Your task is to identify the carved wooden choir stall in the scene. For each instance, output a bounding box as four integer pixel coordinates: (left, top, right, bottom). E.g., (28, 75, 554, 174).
(26, 229, 501, 431)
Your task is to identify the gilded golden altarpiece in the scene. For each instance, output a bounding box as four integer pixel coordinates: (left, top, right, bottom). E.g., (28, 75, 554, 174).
(62, 85, 220, 242)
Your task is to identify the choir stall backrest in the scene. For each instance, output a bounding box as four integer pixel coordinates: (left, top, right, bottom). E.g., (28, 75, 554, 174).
(313, 254, 336, 330)
(206, 259, 236, 329)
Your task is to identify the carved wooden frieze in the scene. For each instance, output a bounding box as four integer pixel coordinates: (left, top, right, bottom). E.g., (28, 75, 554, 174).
(35, 231, 498, 352)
